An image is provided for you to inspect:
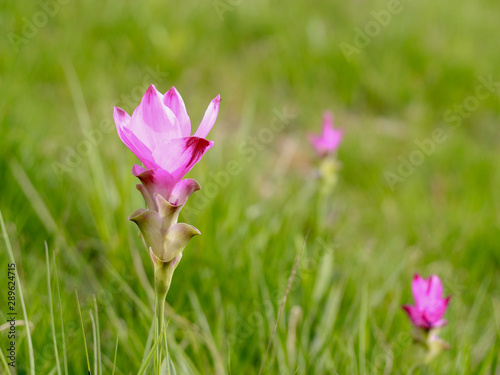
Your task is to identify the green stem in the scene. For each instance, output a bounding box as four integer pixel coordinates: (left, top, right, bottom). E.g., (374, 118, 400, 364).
(158, 292, 167, 373)
(154, 283, 159, 374)
(154, 261, 171, 374)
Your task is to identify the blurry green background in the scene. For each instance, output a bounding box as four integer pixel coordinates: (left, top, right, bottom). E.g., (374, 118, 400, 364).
(1, 0, 499, 373)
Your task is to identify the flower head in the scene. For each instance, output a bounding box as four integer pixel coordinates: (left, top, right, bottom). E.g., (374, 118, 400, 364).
(402, 274, 451, 330)
(113, 84, 220, 206)
(308, 111, 343, 157)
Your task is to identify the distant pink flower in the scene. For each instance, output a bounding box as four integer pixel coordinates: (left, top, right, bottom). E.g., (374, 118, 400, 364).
(308, 111, 343, 156)
(113, 84, 220, 207)
(403, 274, 451, 330)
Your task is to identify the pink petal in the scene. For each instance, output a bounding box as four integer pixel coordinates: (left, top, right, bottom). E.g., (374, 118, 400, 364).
(427, 275, 444, 300)
(129, 84, 182, 150)
(322, 111, 334, 133)
(193, 94, 220, 138)
(402, 305, 427, 328)
(170, 179, 201, 206)
(412, 273, 430, 308)
(152, 136, 214, 181)
(322, 113, 343, 150)
(114, 107, 158, 169)
(422, 299, 447, 323)
(164, 87, 191, 137)
(114, 107, 132, 146)
(443, 295, 451, 308)
(309, 111, 343, 155)
(432, 319, 447, 328)
(308, 134, 325, 155)
(133, 167, 177, 208)
(132, 164, 147, 176)
(308, 134, 321, 148)
(113, 106, 131, 129)
(325, 129, 343, 150)
(427, 296, 451, 324)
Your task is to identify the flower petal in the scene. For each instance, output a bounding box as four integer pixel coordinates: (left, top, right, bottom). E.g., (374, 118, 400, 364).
(133, 167, 177, 208)
(431, 319, 447, 328)
(322, 113, 343, 150)
(423, 295, 451, 325)
(132, 164, 147, 176)
(412, 273, 430, 308)
(170, 179, 201, 207)
(423, 299, 445, 321)
(443, 295, 451, 308)
(129, 84, 182, 150)
(402, 305, 427, 328)
(113, 106, 131, 130)
(308, 112, 343, 155)
(308, 134, 325, 154)
(152, 137, 214, 181)
(427, 275, 444, 300)
(164, 87, 191, 137)
(322, 111, 334, 133)
(325, 129, 343, 150)
(114, 107, 157, 168)
(193, 94, 220, 138)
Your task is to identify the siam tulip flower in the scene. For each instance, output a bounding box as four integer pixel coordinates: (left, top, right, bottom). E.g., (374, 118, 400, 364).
(308, 111, 343, 157)
(402, 274, 451, 330)
(113, 84, 220, 373)
(113, 84, 220, 263)
(308, 111, 343, 205)
(402, 274, 451, 365)
(113, 84, 220, 209)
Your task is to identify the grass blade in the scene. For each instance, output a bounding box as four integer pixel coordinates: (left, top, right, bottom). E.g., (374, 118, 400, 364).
(137, 321, 169, 375)
(167, 350, 177, 375)
(112, 335, 119, 375)
(90, 311, 98, 375)
(358, 286, 368, 375)
(75, 288, 91, 374)
(9, 159, 58, 234)
(46, 242, 62, 375)
(0, 209, 35, 374)
(258, 231, 309, 375)
(94, 295, 102, 375)
(0, 341, 11, 373)
(53, 251, 69, 375)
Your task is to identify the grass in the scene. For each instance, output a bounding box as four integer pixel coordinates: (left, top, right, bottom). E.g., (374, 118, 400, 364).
(1, 0, 499, 373)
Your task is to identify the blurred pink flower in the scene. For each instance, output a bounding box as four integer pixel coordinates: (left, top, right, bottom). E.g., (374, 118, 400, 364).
(403, 274, 451, 330)
(308, 111, 343, 156)
(113, 84, 220, 207)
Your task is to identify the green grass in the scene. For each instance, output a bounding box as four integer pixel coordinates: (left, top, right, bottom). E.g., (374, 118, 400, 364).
(1, 0, 499, 373)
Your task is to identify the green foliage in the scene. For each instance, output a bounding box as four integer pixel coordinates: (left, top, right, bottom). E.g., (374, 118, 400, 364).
(1, 0, 499, 373)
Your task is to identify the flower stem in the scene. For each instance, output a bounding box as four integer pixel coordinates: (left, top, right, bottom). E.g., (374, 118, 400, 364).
(158, 291, 167, 369)
(154, 276, 159, 374)
(154, 261, 172, 374)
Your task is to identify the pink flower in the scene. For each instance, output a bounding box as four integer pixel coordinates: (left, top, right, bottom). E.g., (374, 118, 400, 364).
(403, 274, 451, 330)
(113, 84, 220, 207)
(308, 111, 343, 156)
